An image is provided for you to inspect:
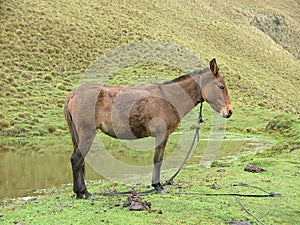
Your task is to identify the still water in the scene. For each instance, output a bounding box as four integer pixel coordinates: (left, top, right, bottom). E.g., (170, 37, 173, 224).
(0, 150, 102, 199)
(0, 135, 274, 199)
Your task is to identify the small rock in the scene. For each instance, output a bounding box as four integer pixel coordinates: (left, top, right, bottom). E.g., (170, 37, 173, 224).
(20, 196, 37, 202)
(157, 209, 163, 214)
(230, 221, 252, 225)
(58, 203, 68, 207)
(244, 165, 265, 173)
(209, 182, 221, 190)
(290, 145, 300, 152)
(114, 203, 121, 207)
(148, 209, 163, 214)
(0, 213, 4, 217)
(222, 163, 233, 167)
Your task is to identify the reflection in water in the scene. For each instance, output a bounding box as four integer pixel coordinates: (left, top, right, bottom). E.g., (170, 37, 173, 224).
(0, 151, 101, 199)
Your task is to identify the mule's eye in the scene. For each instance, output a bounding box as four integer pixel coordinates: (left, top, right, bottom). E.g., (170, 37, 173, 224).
(219, 84, 224, 90)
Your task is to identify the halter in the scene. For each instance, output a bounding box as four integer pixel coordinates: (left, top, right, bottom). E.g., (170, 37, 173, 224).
(197, 73, 205, 124)
(197, 98, 204, 124)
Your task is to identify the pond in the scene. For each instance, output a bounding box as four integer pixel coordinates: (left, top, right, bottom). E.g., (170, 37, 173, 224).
(0, 150, 102, 199)
(0, 134, 274, 199)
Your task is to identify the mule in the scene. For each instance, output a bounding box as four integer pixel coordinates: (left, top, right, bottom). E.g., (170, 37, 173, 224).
(64, 58, 232, 199)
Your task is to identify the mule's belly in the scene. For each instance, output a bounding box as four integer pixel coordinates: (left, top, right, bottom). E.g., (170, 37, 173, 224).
(98, 120, 150, 140)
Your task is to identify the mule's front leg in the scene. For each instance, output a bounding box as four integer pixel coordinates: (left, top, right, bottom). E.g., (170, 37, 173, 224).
(152, 136, 168, 193)
(152, 159, 165, 193)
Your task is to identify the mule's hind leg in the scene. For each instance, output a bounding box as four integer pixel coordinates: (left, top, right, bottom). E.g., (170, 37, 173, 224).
(152, 135, 169, 193)
(71, 149, 86, 199)
(71, 130, 96, 199)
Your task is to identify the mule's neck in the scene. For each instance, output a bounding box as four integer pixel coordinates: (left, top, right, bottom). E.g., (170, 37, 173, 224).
(161, 68, 208, 118)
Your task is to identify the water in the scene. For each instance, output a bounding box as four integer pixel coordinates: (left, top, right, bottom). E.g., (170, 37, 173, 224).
(0, 150, 101, 199)
(0, 135, 274, 199)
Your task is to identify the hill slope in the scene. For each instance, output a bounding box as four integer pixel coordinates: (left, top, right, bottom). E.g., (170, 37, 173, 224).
(0, 0, 299, 138)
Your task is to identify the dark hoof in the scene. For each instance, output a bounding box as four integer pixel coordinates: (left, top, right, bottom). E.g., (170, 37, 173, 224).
(157, 189, 167, 194)
(84, 190, 94, 200)
(86, 195, 95, 200)
(75, 191, 93, 200)
(76, 193, 84, 199)
(152, 183, 166, 194)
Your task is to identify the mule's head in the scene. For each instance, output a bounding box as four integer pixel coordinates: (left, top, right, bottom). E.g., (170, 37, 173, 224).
(201, 58, 233, 118)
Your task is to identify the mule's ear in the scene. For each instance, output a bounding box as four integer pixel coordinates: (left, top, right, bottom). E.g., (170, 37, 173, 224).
(209, 58, 219, 76)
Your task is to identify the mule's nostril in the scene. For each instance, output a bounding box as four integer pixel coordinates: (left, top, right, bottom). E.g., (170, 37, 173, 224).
(226, 110, 233, 118)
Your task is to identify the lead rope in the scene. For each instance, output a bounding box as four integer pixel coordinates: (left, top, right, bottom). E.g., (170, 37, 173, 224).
(162, 98, 205, 187)
(95, 98, 281, 224)
(95, 96, 281, 224)
(231, 184, 266, 225)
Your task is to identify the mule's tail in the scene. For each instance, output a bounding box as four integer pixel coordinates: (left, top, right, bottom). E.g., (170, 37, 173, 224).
(64, 90, 79, 151)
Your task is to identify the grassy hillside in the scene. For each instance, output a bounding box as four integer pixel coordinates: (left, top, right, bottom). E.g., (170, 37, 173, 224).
(0, 0, 299, 139)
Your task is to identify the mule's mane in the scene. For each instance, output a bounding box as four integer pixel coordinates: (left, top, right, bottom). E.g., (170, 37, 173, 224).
(162, 67, 209, 85)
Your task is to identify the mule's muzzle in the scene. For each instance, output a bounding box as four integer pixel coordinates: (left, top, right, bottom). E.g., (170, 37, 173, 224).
(226, 109, 233, 118)
(221, 109, 233, 118)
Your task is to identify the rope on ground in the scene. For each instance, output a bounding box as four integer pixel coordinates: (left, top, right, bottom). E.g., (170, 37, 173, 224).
(95, 183, 281, 225)
(230, 183, 281, 225)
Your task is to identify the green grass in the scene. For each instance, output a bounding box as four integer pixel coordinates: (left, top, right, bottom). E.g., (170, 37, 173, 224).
(0, 0, 300, 224)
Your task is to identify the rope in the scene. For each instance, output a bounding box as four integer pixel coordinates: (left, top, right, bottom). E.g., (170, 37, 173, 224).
(95, 183, 281, 225)
(162, 99, 204, 187)
(95, 184, 281, 198)
(231, 184, 266, 225)
(94, 98, 282, 224)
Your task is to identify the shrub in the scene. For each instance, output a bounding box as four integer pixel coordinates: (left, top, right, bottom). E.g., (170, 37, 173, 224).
(265, 115, 294, 136)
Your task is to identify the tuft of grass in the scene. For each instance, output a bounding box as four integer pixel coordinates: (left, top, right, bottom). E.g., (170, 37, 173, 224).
(0, 112, 5, 119)
(43, 74, 54, 81)
(0, 120, 10, 129)
(47, 125, 57, 134)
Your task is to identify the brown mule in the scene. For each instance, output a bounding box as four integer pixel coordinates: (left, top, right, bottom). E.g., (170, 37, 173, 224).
(64, 58, 232, 199)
